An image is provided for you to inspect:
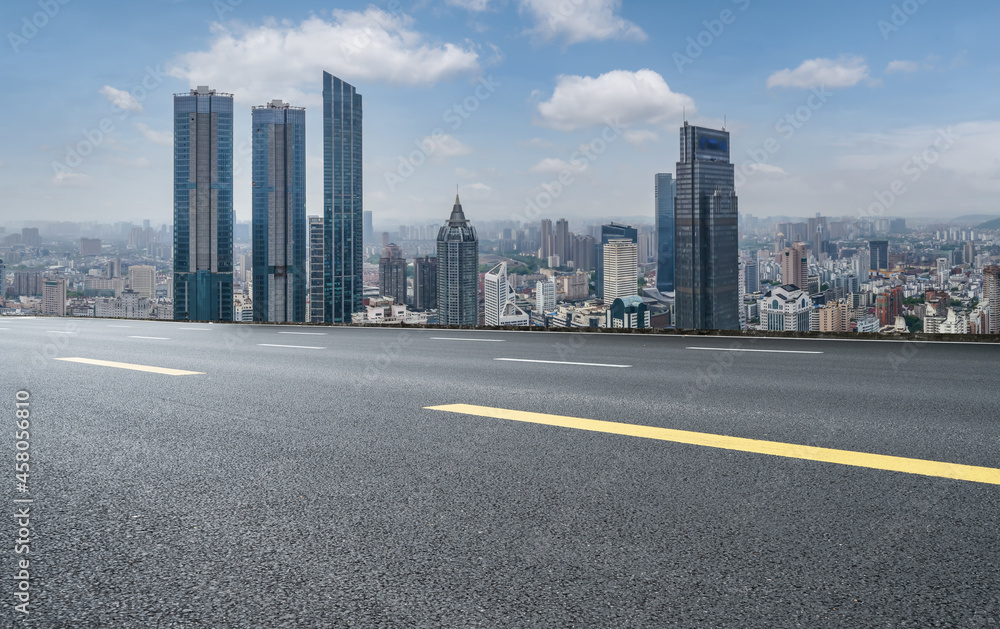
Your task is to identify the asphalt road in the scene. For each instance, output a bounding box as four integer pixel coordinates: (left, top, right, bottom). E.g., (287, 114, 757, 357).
(2, 316, 999, 627)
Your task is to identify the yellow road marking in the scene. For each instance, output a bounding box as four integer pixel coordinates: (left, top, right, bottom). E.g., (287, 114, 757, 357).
(426, 404, 1000, 486)
(55, 357, 204, 376)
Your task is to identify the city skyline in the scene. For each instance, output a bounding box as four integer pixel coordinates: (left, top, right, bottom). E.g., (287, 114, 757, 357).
(2, 1, 998, 228)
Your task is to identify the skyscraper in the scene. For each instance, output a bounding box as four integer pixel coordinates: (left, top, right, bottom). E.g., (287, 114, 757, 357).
(323, 72, 363, 323)
(173, 86, 234, 322)
(555, 218, 570, 267)
(674, 123, 739, 330)
(413, 255, 438, 310)
(379, 243, 407, 305)
(484, 261, 529, 327)
(363, 211, 374, 245)
(308, 216, 324, 322)
(436, 194, 478, 325)
(603, 239, 639, 302)
(780, 243, 808, 291)
(539, 219, 553, 259)
(595, 223, 637, 300)
(128, 265, 156, 299)
(869, 240, 889, 273)
(654, 173, 676, 293)
(42, 277, 66, 316)
(983, 266, 1000, 334)
(252, 99, 307, 322)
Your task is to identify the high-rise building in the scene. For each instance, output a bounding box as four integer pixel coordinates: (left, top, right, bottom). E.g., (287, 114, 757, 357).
(536, 277, 557, 312)
(308, 216, 324, 322)
(484, 262, 528, 327)
(744, 260, 759, 294)
(595, 223, 637, 300)
(555, 219, 570, 266)
(654, 173, 676, 293)
(80, 238, 102, 256)
(876, 286, 904, 326)
(412, 255, 438, 310)
(323, 72, 363, 323)
(982, 266, 1000, 334)
(21, 228, 40, 248)
(936, 257, 950, 289)
(252, 99, 307, 323)
(571, 234, 596, 272)
(603, 239, 638, 302)
(869, 240, 889, 273)
(379, 243, 407, 305)
(172, 85, 234, 321)
(128, 265, 156, 299)
(539, 219, 553, 259)
(759, 285, 812, 331)
(674, 124, 740, 330)
(42, 277, 66, 316)
(363, 211, 374, 245)
(12, 271, 42, 296)
(780, 243, 808, 291)
(0, 258, 5, 296)
(436, 194, 479, 325)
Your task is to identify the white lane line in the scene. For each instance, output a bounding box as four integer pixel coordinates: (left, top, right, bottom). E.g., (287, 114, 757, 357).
(0, 328, 9, 330)
(177, 327, 211, 331)
(686, 347, 823, 355)
(495, 358, 631, 368)
(129, 336, 171, 340)
(258, 344, 325, 350)
(107, 325, 133, 328)
(45, 331, 75, 334)
(278, 331, 328, 336)
(433, 338, 505, 343)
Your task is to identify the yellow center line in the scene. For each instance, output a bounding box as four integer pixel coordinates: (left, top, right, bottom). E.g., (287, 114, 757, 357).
(54, 357, 204, 376)
(425, 404, 1000, 486)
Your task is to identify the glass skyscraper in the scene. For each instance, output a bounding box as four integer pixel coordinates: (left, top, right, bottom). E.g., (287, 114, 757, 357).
(173, 86, 234, 322)
(252, 99, 306, 322)
(323, 72, 363, 323)
(674, 123, 739, 330)
(655, 173, 677, 293)
(436, 194, 479, 326)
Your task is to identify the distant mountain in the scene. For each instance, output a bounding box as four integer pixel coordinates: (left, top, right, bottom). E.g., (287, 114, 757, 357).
(953, 214, 1000, 226)
(975, 217, 1000, 230)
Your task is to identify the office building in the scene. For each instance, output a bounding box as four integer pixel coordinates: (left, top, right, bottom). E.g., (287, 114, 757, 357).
(252, 99, 307, 322)
(654, 173, 676, 293)
(596, 223, 638, 300)
(379, 243, 407, 305)
(537, 278, 557, 312)
(555, 218, 570, 266)
(674, 124, 740, 330)
(413, 256, 438, 310)
(436, 194, 479, 325)
(80, 238, 102, 256)
(869, 240, 889, 273)
(323, 72, 363, 323)
(744, 260, 759, 294)
(606, 296, 650, 329)
(128, 265, 156, 299)
(603, 239, 638, 302)
(308, 216, 324, 322)
(759, 285, 812, 332)
(21, 228, 40, 248)
(42, 277, 66, 316)
(984, 266, 1000, 334)
(485, 262, 529, 327)
(539, 219, 553, 259)
(173, 85, 234, 321)
(363, 211, 374, 245)
(571, 235, 596, 272)
(936, 257, 950, 289)
(780, 243, 808, 291)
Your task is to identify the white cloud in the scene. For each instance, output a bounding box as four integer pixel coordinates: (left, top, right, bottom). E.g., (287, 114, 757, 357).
(519, 0, 646, 45)
(426, 133, 472, 163)
(743, 163, 788, 176)
(462, 182, 494, 197)
(624, 129, 659, 147)
(168, 11, 481, 104)
(536, 69, 694, 132)
(135, 123, 173, 146)
(885, 60, 921, 74)
(112, 157, 152, 168)
(99, 86, 145, 113)
(446, 0, 493, 11)
(767, 55, 869, 89)
(517, 137, 555, 149)
(530, 157, 587, 174)
(51, 172, 91, 187)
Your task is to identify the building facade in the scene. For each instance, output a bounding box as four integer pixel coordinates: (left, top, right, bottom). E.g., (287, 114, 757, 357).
(654, 173, 676, 293)
(759, 284, 812, 332)
(436, 195, 479, 325)
(674, 124, 739, 330)
(596, 223, 637, 300)
(485, 262, 529, 327)
(308, 216, 324, 322)
(413, 255, 438, 310)
(606, 295, 650, 329)
(780, 243, 808, 291)
(252, 99, 307, 322)
(173, 86, 234, 321)
(323, 72, 363, 323)
(379, 243, 407, 305)
(603, 239, 638, 302)
(42, 278, 66, 316)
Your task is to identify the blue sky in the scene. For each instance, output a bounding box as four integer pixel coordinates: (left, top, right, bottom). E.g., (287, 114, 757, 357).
(1, 0, 997, 230)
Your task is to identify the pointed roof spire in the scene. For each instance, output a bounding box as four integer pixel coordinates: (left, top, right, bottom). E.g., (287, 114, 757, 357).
(449, 191, 467, 224)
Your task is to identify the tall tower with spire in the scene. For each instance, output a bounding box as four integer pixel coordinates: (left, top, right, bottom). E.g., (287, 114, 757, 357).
(436, 193, 479, 325)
